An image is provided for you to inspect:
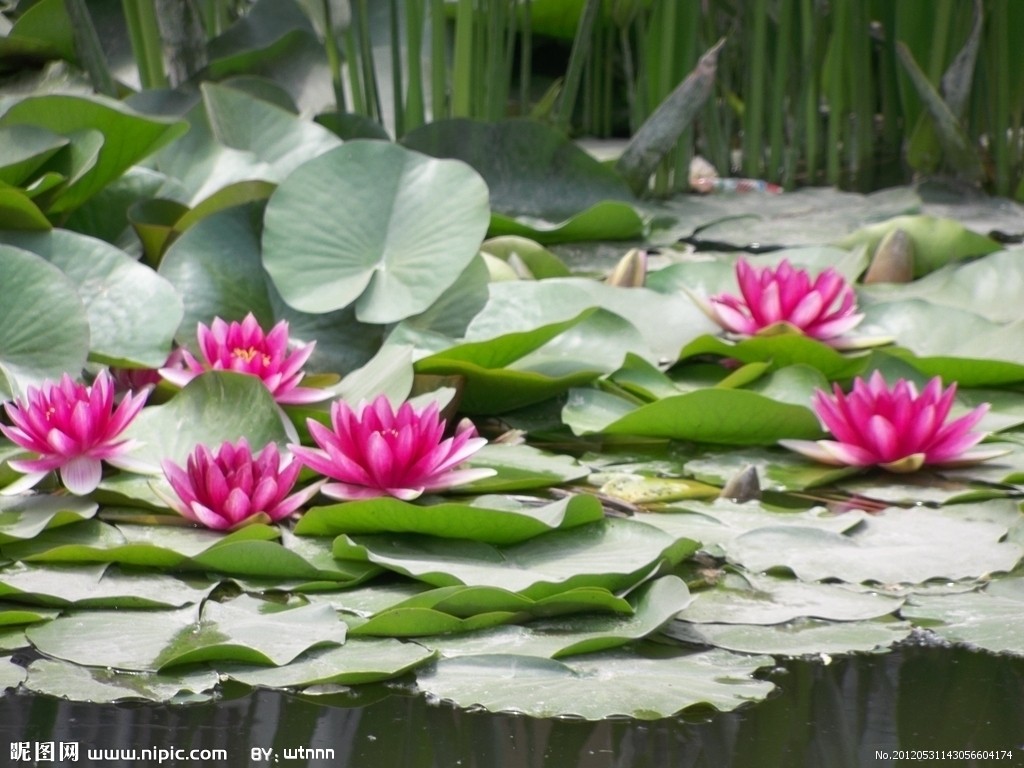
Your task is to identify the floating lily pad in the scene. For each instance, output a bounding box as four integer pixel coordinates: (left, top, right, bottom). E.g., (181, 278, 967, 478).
(333, 518, 688, 599)
(901, 577, 1024, 656)
(24, 658, 217, 703)
(726, 506, 1023, 584)
(684, 447, 862, 492)
(27, 594, 346, 672)
(0, 496, 97, 544)
(0, 657, 27, 691)
(295, 494, 602, 545)
(676, 573, 904, 624)
(459, 443, 590, 492)
(0, 229, 182, 367)
(121, 371, 290, 470)
(416, 647, 775, 720)
(421, 576, 691, 657)
(563, 372, 823, 444)
(223, 638, 436, 689)
(637, 501, 865, 554)
(0, 563, 212, 608)
(262, 141, 490, 324)
(0, 245, 89, 399)
(667, 617, 913, 656)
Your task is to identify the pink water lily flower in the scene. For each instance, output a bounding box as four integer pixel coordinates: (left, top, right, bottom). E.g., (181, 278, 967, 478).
(780, 372, 1006, 473)
(707, 258, 864, 344)
(159, 438, 321, 531)
(290, 394, 496, 501)
(160, 313, 328, 404)
(1, 371, 148, 495)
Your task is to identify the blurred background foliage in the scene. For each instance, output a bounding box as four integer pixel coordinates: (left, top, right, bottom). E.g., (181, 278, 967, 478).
(1, 0, 1022, 199)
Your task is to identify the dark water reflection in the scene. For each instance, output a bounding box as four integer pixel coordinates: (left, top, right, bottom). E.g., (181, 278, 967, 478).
(2, 644, 1022, 767)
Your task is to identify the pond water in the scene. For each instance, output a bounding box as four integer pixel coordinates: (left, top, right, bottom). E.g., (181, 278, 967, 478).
(2, 643, 1021, 767)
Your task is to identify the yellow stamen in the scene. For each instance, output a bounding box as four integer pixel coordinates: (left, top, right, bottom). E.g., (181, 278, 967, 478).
(233, 346, 272, 366)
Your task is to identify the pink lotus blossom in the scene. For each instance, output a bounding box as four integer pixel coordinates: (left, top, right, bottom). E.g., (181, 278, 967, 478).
(160, 313, 328, 404)
(780, 371, 1005, 473)
(1, 371, 148, 495)
(159, 438, 321, 530)
(290, 395, 496, 501)
(707, 258, 864, 344)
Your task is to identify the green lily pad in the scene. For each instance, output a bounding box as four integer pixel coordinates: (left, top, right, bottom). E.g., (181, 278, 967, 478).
(0, 496, 97, 544)
(563, 373, 823, 444)
(0, 657, 27, 691)
(411, 308, 628, 413)
(222, 638, 436, 689)
(0, 93, 187, 214)
(24, 658, 218, 703)
(295, 494, 602, 545)
(27, 594, 346, 672)
(488, 202, 644, 244)
(0, 228, 182, 367)
(262, 141, 490, 324)
(678, 332, 870, 380)
(676, 573, 904, 624)
(415, 647, 775, 720)
(833, 215, 1000, 276)
(0, 563, 211, 608)
(421, 576, 691, 658)
(121, 371, 290, 471)
(901, 577, 1024, 656)
(636, 501, 866, 554)
(0, 604, 58, 626)
(459, 443, 590, 493)
(726, 505, 1023, 584)
(0, 245, 89, 399)
(333, 518, 688, 599)
(667, 617, 913, 656)
(684, 447, 862, 492)
(861, 302, 1024, 386)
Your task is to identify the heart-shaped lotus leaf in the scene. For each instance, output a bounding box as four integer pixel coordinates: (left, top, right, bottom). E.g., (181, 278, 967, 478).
(24, 658, 217, 704)
(0, 228, 182, 367)
(666, 617, 913, 656)
(725, 506, 1023, 584)
(222, 638, 436, 690)
(0, 245, 89, 399)
(262, 141, 490, 324)
(415, 647, 775, 720)
(295, 494, 601, 545)
(678, 333, 870, 379)
(0, 124, 68, 187)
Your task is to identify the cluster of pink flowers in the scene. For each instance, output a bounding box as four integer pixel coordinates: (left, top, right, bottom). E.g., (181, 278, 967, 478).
(1, 313, 493, 529)
(1, 304, 1003, 530)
